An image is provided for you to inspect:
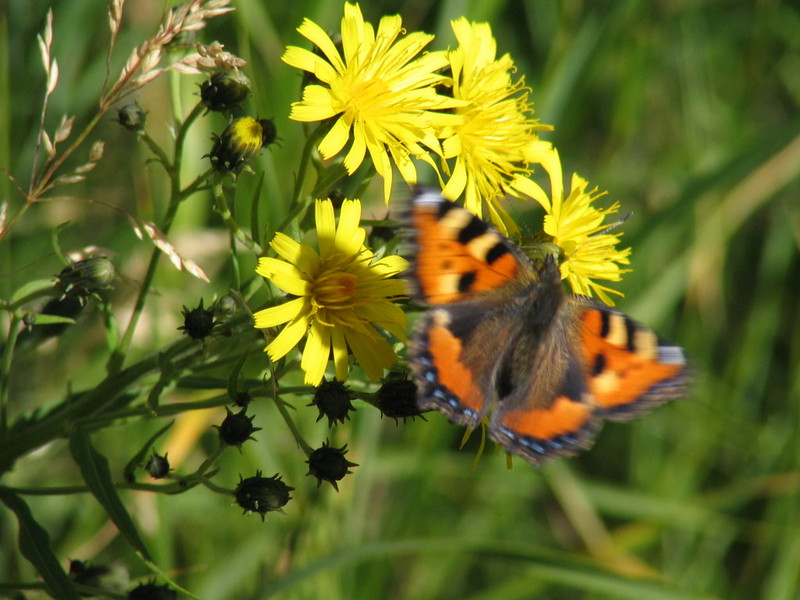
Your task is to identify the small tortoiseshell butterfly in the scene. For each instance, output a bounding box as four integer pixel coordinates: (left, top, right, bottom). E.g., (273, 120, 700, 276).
(404, 188, 690, 466)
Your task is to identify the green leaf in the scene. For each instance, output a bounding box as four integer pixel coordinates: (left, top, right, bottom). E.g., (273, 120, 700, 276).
(123, 420, 174, 483)
(227, 350, 251, 401)
(9, 278, 56, 305)
(69, 429, 151, 560)
(50, 222, 71, 265)
(0, 487, 82, 600)
(30, 313, 77, 326)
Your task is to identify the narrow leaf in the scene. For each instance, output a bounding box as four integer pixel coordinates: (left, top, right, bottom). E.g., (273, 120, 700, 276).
(227, 350, 251, 401)
(31, 314, 77, 326)
(69, 429, 152, 560)
(0, 488, 82, 600)
(10, 279, 57, 304)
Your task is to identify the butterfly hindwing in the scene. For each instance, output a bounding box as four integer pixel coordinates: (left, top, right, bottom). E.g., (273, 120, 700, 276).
(410, 296, 521, 427)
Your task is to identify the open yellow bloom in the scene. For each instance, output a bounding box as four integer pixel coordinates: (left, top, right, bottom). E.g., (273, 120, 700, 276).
(282, 2, 461, 202)
(517, 148, 632, 304)
(254, 199, 408, 385)
(440, 18, 551, 234)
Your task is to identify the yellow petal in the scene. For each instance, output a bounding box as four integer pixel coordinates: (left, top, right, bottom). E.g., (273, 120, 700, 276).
(512, 175, 551, 213)
(253, 297, 308, 328)
(318, 115, 351, 159)
(358, 302, 407, 341)
(296, 18, 345, 74)
(255, 256, 310, 295)
(334, 199, 365, 255)
(281, 46, 337, 83)
(301, 320, 331, 385)
(370, 254, 409, 276)
(331, 326, 349, 381)
(315, 200, 336, 256)
(290, 85, 339, 122)
(345, 328, 397, 381)
(343, 125, 367, 174)
(267, 234, 319, 275)
(442, 157, 468, 200)
(265, 315, 309, 361)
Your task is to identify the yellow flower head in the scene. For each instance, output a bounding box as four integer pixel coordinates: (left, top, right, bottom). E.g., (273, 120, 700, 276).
(440, 18, 552, 234)
(254, 199, 408, 385)
(281, 2, 462, 202)
(518, 148, 632, 305)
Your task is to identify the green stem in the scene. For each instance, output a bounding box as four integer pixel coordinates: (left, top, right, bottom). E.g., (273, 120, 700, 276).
(33, 112, 104, 199)
(211, 179, 262, 254)
(140, 132, 172, 173)
(74, 393, 231, 427)
(0, 315, 22, 437)
(179, 167, 214, 200)
(199, 478, 233, 495)
(272, 387, 313, 456)
(195, 442, 226, 478)
(107, 103, 205, 373)
(0, 477, 204, 496)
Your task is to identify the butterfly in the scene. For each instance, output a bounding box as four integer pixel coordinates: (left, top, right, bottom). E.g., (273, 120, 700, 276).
(404, 188, 690, 466)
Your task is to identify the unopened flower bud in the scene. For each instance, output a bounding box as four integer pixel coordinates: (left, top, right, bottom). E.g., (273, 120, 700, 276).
(235, 471, 293, 519)
(178, 299, 216, 340)
(117, 103, 146, 132)
(200, 71, 252, 112)
(56, 257, 115, 301)
(306, 441, 358, 491)
(207, 117, 276, 176)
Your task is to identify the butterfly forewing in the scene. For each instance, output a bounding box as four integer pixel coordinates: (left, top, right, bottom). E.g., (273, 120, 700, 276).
(406, 189, 532, 304)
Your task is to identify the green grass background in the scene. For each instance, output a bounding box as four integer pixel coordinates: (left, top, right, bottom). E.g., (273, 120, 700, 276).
(2, 0, 800, 599)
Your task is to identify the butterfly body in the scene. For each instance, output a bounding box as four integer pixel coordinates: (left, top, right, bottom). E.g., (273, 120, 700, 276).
(404, 189, 690, 466)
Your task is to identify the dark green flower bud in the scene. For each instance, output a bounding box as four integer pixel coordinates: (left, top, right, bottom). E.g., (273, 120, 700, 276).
(207, 117, 276, 176)
(178, 299, 216, 340)
(235, 471, 293, 519)
(56, 257, 115, 301)
(144, 452, 170, 479)
(200, 71, 252, 112)
(309, 379, 355, 427)
(306, 441, 358, 491)
(375, 370, 425, 421)
(128, 581, 177, 600)
(215, 407, 261, 448)
(117, 102, 147, 132)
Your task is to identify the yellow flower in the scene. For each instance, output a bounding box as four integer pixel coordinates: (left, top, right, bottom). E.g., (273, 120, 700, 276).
(440, 18, 551, 234)
(254, 199, 408, 385)
(517, 148, 632, 304)
(281, 2, 461, 202)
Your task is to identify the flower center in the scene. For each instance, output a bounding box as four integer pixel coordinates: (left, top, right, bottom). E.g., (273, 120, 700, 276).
(312, 268, 358, 310)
